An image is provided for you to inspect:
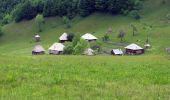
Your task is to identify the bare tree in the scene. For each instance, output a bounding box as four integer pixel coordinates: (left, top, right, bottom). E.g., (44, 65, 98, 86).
(118, 30, 126, 42)
(130, 24, 137, 36)
(143, 23, 152, 44)
(106, 27, 113, 34)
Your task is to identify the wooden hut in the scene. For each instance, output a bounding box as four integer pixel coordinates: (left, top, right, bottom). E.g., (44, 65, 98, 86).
(83, 48, 95, 56)
(35, 34, 41, 42)
(49, 43, 65, 55)
(32, 44, 45, 55)
(144, 43, 151, 49)
(111, 49, 123, 55)
(81, 33, 98, 42)
(125, 43, 144, 55)
(59, 32, 68, 43)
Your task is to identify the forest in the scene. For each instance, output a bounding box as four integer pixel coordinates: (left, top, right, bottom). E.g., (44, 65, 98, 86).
(0, 0, 143, 24)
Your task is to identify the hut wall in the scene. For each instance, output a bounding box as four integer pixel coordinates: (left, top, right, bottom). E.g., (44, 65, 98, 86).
(32, 51, 45, 55)
(49, 50, 63, 55)
(59, 40, 68, 43)
(35, 37, 41, 42)
(87, 39, 97, 42)
(126, 49, 144, 55)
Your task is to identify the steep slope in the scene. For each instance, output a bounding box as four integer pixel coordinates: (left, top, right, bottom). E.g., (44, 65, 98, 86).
(0, 0, 170, 55)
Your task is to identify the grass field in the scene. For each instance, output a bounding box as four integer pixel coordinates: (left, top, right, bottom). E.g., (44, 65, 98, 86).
(0, 0, 170, 99)
(0, 55, 170, 99)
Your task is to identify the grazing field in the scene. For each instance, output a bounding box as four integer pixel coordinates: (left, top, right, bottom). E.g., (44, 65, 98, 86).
(0, 0, 170, 99)
(0, 55, 170, 99)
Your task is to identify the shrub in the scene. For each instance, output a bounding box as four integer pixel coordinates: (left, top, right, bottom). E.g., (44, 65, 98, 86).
(35, 14, 45, 32)
(102, 34, 109, 42)
(129, 10, 141, 20)
(0, 26, 4, 37)
(90, 40, 102, 52)
(67, 33, 75, 42)
(64, 43, 74, 54)
(73, 39, 90, 55)
(166, 13, 170, 20)
(62, 16, 71, 28)
(2, 14, 12, 25)
(14, 1, 38, 22)
(72, 34, 80, 47)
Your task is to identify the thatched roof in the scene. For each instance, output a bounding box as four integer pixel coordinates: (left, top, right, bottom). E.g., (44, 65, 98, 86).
(81, 33, 98, 40)
(59, 32, 68, 41)
(32, 44, 45, 52)
(144, 44, 151, 47)
(49, 43, 65, 51)
(125, 43, 143, 50)
(83, 48, 94, 56)
(35, 34, 40, 38)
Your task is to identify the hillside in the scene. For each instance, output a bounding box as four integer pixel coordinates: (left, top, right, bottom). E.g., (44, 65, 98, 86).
(0, 0, 170, 99)
(0, 0, 170, 55)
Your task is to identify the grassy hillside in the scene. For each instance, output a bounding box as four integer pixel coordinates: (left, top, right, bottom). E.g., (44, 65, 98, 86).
(0, 0, 170, 99)
(0, 0, 170, 55)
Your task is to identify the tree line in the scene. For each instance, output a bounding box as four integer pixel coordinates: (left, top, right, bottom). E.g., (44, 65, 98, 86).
(0, 0, 143, 24)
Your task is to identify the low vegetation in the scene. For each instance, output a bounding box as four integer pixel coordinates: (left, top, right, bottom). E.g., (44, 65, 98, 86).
(0, 55, 170, 99)
(0, 0, 170, 99)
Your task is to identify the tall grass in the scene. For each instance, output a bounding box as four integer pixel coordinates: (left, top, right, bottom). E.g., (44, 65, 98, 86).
(0, 55, 170, 99)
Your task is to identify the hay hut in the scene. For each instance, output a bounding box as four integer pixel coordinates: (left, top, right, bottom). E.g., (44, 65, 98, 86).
(111, 49, 123, 55)
(59, 32, 68, 43)
(125, 43, 144, 55)
(81, 33, 98, 42)
(49, 43, 65, 55)
(32, 44, 45, 55)
(35, 34, 41, 42)
(144, 43, 151, 49)
(83, 48, 95, 56)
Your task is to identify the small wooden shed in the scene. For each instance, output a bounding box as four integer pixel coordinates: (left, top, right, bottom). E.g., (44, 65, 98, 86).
(32, 44, 45, 55)
(83, 48, 95, 56)
(111, 49, 123, 55)
(59, 32, 68, 43)
(35, 34, 41, 42)
(144, 43, 151, 49)
(81, 33, 98, 42)
(49, 43, 65, 55)
(125, 43, 144, 55)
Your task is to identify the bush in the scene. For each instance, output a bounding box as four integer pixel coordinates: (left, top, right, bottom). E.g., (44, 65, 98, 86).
(73, 39, 90, 55)
(90, 40, 102, 52)
(102, 34, 109, 42)
(2, 14, 12, 25)
(35, 14, 45, 32)
(14, 1, 38, 22)
(64, 43, 74, 54)
(67, 33, 74, 42)
(166, 13, 170, 20)
(62, 16, 71, 28)
(128, 10, 141, 20)
(0, 26, 4, 37)
(72, 34, 80, 47)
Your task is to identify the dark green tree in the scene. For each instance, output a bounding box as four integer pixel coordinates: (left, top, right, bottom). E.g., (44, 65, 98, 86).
(35, 14, 45, 32)
(78, 0, 96, 17)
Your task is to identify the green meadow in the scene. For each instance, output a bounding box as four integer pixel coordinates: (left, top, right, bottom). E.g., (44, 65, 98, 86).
(0, 55, 170, 99)
(0, 0, 170, 99)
